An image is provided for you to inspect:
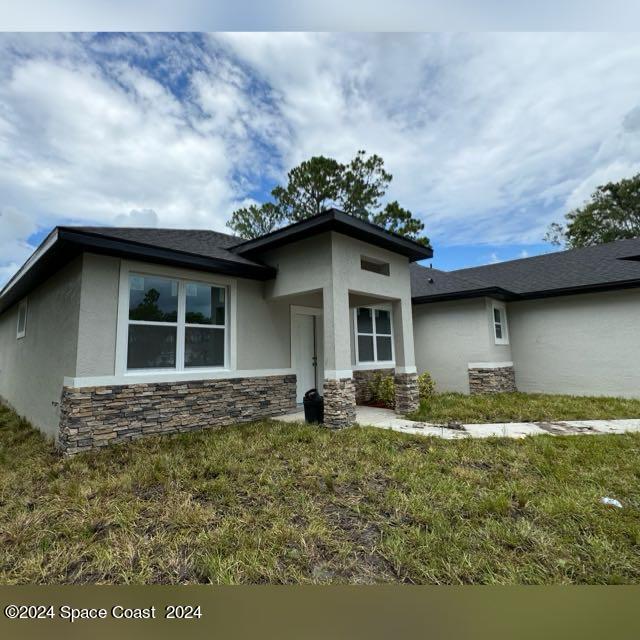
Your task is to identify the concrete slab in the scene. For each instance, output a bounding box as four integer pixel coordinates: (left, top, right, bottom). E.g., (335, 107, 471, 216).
(271, 407, 640, 440)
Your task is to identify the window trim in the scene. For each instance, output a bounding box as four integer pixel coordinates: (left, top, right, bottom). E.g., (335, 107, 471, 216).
(16, 298, 27, 339)
(115, 261, 237, 378)
(491, 301, 509, 345)
(354, 304, 395, 366)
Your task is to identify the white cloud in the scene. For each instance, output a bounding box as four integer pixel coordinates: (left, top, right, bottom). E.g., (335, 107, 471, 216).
(1, 32, 640, 286)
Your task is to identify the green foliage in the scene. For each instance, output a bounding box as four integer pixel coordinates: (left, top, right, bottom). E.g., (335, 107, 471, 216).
(227, 150, 429, 246)
(416, 371, 436, 400)
(545, 173, 640, 248)
(226, 202, 283, 240)
(368, 372, 396, 408)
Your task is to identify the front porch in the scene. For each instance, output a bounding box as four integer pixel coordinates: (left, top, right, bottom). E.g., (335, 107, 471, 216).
(280, 286, 420, 429)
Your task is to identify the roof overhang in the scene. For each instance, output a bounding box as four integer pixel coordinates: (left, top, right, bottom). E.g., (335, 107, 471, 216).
(412, 286, 515, 304)
(412, 279, 640, 304)
(0, 228, 276, 315)
(232, 208, 433, 262)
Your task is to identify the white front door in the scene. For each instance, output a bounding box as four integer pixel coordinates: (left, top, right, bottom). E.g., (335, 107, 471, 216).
(292, 312, 324, 403)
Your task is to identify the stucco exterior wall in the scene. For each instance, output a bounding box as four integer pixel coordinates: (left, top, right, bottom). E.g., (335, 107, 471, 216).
(71, 253, 296, 378)
(412, 297, 512, 393)
(509, 289, 640, 398)
(76, 253, 120, 376)
(0, 258, 82, 437)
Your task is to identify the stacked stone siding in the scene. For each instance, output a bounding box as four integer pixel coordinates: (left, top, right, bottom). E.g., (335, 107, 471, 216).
(394, 372, 419, 414)
(353, 368, 395, 404)
(468, 366, 517, 394)
(323, 378, 356, 429)
(59, 374, 296, 455)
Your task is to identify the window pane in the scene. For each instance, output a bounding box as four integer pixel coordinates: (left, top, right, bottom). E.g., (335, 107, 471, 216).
(375, 309, 391, 335)
(376, 336, 393, 361)
(493, 308, 501, 323)
(357, 335, 374, 362)
(129, 275, 178, 322)
(185, 284, 225, 325)
(17, 305, 27, 333)
(495, 323, 502, 339)
(185, 327, 225, 367)
(127, 324, 176, 369)
(357, 307, 373, 333)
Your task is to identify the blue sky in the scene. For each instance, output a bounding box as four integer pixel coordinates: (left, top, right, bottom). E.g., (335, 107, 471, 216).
(1, 32, 640, 283)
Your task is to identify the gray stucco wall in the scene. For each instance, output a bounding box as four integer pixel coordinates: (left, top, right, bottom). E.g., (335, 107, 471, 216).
(76, 253, 120, 376)
(509, 289, 640, 398)
(0, 258, 82, 438)
(236, 279, 291, 370)
(71, 253, 296, 376)
(412, 297, 512, 393)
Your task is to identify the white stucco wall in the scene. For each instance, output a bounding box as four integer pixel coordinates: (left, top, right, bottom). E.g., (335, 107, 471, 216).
(412, 297, 512, 393)
(0, 258, 82, 438)
(509, 289, 640, 398)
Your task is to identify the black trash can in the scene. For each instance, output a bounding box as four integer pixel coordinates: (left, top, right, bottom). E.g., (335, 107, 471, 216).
(303, 389, 324, 424)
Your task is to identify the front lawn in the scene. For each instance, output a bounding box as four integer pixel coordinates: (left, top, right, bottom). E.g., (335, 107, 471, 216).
(1, 402, 640, 584)
(408, 392, 640, 424)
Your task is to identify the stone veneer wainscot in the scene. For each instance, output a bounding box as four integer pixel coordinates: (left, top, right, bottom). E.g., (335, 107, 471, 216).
(352, 368, 396, 404)
(468, 365, 517, 394)
(59, 374, 296, 455)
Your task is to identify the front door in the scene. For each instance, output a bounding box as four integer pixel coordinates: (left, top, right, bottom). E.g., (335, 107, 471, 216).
(292, 311, 324, 403)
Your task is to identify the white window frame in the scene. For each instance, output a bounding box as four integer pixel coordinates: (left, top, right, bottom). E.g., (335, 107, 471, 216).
(16, 298, 27, 339)
(492, 301, 509, 345)
(115, 261, 237, 378)
(354, 304, 395, 366)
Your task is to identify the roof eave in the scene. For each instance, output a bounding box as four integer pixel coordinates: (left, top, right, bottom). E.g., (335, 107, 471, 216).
(232, 209, 433, 262)
(412, 287, 515, 304)
(0, 229, 276, 315)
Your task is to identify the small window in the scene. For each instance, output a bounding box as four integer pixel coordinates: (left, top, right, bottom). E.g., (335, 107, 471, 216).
(355, 306, 394, 363)
(360, 256, 390, 276)
(16, 299, 27, 339)
(492, 302, 509, 345)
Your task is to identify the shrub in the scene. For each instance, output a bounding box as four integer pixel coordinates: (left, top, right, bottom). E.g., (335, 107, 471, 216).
(417, 371, 435, 400)
(368, 372, 396, 408)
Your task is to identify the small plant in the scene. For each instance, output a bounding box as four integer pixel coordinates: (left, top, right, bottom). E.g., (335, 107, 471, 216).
(368, 372, 396, 408)
(417, 371, 436, 400)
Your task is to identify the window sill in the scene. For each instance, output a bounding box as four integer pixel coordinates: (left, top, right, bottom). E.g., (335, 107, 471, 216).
(353, 362, 396, 371)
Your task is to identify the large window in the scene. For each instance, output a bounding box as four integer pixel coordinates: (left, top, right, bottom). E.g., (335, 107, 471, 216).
(355, 306, 394, 364)
(127, 273, 227, 371)
(492, 302, 509, 345)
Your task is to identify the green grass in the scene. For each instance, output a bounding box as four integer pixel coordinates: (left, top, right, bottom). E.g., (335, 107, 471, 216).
(1, 402, 640, 584)
(408, 392, 640, 424)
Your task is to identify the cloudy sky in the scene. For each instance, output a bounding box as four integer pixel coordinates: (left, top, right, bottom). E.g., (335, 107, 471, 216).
(1, 32, 640, 284)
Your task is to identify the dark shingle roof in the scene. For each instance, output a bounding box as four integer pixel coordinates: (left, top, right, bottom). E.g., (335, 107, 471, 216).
(411, 237, 640, 302)
(64, 226, 261, 267)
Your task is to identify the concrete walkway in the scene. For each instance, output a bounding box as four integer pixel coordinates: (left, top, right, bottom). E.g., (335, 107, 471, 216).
(275, 405, 640, 439)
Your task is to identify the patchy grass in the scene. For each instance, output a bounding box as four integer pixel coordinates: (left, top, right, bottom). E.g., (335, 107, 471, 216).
(1, 402, 640, 584)
(409, 392, 640, 424)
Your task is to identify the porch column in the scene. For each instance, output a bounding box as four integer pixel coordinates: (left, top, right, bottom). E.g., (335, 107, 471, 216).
(322, 284, 356, 428)
(392, 298, 419, 414)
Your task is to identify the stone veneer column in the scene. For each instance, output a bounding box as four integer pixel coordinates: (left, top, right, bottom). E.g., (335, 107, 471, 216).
(394, 372, 419, 414)
(323, 378, 356, 429)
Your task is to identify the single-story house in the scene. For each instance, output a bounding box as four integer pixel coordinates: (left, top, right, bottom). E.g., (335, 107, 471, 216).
(0, 208, 638, 454)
